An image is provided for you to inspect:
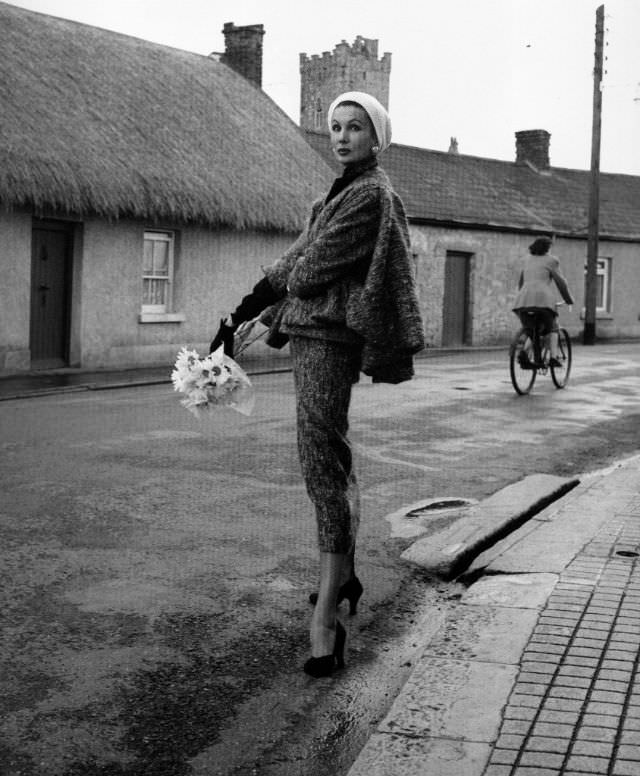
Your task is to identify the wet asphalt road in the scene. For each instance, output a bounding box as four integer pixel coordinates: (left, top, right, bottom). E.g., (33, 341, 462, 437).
(1, 343, 639, 776)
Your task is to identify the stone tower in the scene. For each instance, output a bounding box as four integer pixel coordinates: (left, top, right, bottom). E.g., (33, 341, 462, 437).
(299, 36, 391, 132)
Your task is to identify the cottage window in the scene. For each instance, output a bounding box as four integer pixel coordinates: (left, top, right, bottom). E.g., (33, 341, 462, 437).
(142, 231, 173, 313)
(584, 257, 611, 313)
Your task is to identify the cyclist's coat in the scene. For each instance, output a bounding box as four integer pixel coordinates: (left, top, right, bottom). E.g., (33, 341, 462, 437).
(513, 253, 574, 312)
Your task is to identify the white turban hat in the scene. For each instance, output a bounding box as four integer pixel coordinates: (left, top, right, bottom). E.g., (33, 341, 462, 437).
(327, 91, 392, 153)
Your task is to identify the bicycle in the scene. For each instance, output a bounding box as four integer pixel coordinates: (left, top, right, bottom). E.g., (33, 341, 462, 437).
(509, 307, 572, 395)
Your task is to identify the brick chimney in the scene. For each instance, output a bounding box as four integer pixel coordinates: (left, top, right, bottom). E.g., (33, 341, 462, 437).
(515, 129, 551, 170)
(221, 22, 264, 88)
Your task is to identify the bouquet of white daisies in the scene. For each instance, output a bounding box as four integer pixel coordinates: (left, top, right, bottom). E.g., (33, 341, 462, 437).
(171, 345, 254, 417)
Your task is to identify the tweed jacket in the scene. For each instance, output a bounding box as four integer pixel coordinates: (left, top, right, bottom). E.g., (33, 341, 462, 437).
(261, 165, 425, 382)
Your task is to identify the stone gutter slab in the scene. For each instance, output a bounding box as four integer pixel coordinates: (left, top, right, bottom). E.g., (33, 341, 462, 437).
(400, 474, 579, 579)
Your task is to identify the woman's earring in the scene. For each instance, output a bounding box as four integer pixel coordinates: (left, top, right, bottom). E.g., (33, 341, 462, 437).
(372, 145, 379, 154)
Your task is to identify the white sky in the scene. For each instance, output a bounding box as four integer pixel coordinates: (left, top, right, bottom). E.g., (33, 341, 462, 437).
(8, 0, 640, 175)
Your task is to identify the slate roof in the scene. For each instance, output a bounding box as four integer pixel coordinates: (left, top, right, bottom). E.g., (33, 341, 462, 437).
(305, 131, 640, 241)
(0, 2, 333, 230)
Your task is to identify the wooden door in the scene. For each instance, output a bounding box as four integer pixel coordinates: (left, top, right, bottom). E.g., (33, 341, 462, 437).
(442, 251, 471, 346)
(30, 221, 73, 368)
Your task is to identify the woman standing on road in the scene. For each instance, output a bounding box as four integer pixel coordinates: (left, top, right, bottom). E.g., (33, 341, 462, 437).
(210, 91, 424, 677)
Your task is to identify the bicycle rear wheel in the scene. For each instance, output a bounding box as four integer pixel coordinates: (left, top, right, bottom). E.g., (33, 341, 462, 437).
(551, 329, 572, 388)
(510, 330, 537, 395)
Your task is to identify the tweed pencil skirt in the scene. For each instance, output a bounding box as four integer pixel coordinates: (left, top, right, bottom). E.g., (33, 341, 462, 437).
(290, 336, 362, 554)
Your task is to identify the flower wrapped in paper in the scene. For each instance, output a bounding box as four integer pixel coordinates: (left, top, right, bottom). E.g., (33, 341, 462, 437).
(171, 346, 254, 417)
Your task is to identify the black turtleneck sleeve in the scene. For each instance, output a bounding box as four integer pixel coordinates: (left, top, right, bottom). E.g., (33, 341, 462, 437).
(230, 275, 281, 326)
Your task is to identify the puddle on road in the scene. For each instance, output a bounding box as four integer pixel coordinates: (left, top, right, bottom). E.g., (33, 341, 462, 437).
(385, 497, 477, 539)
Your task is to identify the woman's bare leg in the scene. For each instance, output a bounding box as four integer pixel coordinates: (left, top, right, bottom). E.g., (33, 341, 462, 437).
(310, 551, 348, 656)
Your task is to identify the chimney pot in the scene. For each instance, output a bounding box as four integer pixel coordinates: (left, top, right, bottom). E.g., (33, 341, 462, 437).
(515, 129, 551, 169)
(221, 22, 265, 88)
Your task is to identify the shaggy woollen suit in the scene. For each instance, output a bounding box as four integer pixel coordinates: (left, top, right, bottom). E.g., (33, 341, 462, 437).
(261, 164, 425, 382)
(258, 162, 424, 553)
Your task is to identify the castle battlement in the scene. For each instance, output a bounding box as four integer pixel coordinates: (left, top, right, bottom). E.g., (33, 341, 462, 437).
(300, 36, 391, 132)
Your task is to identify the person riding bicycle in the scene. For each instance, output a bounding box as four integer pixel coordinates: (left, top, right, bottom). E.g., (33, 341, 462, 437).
(512, 236, 574, 368)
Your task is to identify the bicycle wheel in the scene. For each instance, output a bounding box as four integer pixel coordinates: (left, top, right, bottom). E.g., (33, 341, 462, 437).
(551, 329, 572, 388)
(510, 330, 537, 395)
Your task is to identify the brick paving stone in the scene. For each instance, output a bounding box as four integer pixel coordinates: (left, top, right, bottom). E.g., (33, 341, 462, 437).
(579, 619, 614, 632)
(505, 706, 538, 721)
(624, 704, 640, 718)
(546, 603, 587, 614)
(535, 622, 576, 632)
(565, 755, 611, 773)
(615, 622, 640, 634)
(615, 744, 640, 760)
(589, 689, 627, 704)
(519, 750, 564, 769)
(522, 650, 563, 665)
(538, 709, 581, 725)
(556, 675, 591, 689)
(573, 637, 608, 649)
(570, 740, 614, 758)
(611, 760, 640, 776)
(584, 701, 625, 717)
(580, 713, 619, 729)
(518, 672, 556, 685)
(532, 721, 576, 738)
(490, 748, 519, 766)
(482, 766, 512, 776)
(521, 661, 558, 675)
(619, 729, 640, 745)
(543, 697, 584, 713)
(495, 734, 526, 750)
(609, 632, 640, 644)
(567, 647, 604, 659)
(530, 635, 571, 647)
(514, 682, 550, 695)
(526, 642, 567, 656)
(512, 768, 559, 776)
(539, 614, 581, 626)
(502, 718, 535, 735)
(600, 659, 635, 672)
(563, 772, 606, 776)
(598, 668, 633, 682)
(564, 656, 600, 668)
(526, 735, 571, 754)
(593, 679, 630, 693)
(552, 593, 592, 603)
(509, 694, 544, 710)
(548, 685, 589, 701)
(559, 665, 598, 678)
(575, 725, 617, 743)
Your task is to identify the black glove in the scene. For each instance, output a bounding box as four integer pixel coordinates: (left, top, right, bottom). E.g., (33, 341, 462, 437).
(209, 318, 236, 357)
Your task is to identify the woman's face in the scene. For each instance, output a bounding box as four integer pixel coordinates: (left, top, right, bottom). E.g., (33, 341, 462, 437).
(330, 104, 377, 166)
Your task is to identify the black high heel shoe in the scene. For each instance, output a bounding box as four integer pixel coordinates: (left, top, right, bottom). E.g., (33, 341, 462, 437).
(308, 576, 363, 616)
(303, 621, 346, 678)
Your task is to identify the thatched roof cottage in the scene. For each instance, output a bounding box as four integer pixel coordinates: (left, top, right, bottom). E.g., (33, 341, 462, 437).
(0, 2, 333, 372)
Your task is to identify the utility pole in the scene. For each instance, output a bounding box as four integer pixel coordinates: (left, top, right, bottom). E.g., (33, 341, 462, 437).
(583, 4, 605, 345)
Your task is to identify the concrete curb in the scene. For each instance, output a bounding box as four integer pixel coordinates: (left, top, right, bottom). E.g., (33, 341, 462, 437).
(400, 474, 580, 580)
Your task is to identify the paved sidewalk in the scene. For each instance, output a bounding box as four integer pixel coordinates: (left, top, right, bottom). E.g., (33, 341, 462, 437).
(348, 454, 640, 776)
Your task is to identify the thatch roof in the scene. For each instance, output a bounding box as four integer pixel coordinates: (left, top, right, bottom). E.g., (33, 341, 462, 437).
(306, 131, 640, 241)
(0, 2, 333, 230)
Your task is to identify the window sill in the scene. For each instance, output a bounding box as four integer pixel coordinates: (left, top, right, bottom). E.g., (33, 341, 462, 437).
(579, 310, 612, 321)
(139, 312, 186, 324)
